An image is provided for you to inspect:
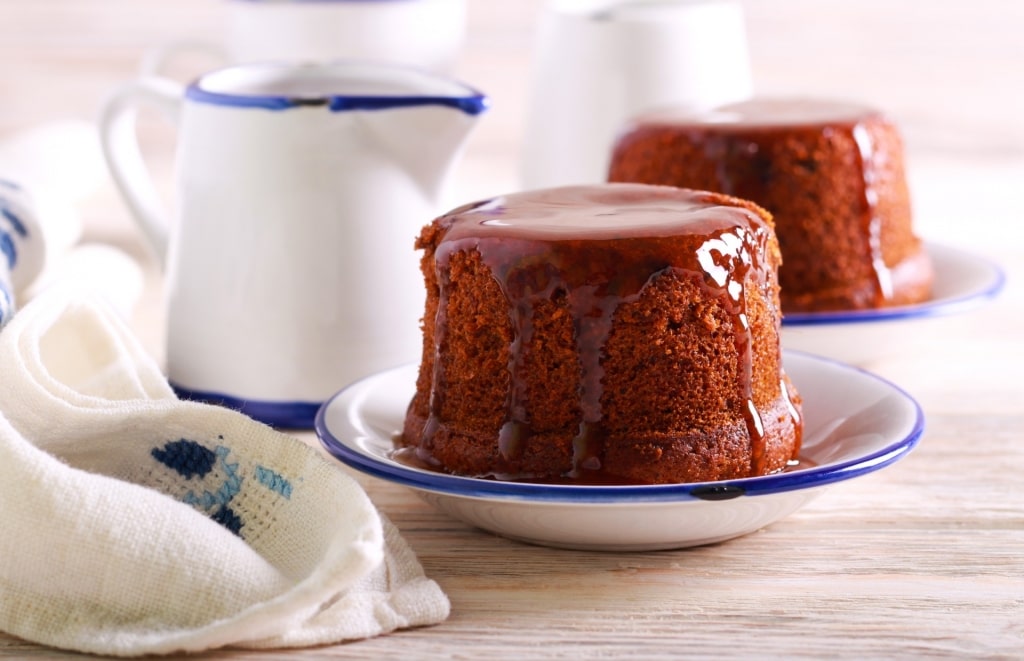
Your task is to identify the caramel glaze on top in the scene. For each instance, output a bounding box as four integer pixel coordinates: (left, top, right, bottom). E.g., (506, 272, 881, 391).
(404, 183, 802, 484)
(609, 98, 933, 312)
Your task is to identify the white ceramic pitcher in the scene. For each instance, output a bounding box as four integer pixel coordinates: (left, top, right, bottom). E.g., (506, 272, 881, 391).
(99, 61, 487, 428)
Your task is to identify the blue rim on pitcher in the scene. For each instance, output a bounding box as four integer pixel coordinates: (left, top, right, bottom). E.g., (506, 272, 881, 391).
(172, 382, 323, 430)
(185, 61, 489, 115)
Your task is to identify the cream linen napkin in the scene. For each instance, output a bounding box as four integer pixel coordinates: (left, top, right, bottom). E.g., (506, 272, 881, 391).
(0, 286, 449, 657)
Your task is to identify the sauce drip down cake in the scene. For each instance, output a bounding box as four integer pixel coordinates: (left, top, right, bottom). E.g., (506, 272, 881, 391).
(400, 184, 802, 485)
(608, 98, 934, 312)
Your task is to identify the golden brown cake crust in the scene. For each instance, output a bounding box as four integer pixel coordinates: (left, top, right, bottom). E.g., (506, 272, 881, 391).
(402, 184, 802, 485)
(608, 98, 934, 312)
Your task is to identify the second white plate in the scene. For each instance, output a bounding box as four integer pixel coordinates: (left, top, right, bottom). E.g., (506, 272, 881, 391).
(781, 242, 1004, 365)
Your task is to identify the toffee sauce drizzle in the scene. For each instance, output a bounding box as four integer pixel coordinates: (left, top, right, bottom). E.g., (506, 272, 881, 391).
(851, 123, 894, 303)
(690, 100, 895, 307)
(620, 99, 897, 307)
(421, 185, 781, 479)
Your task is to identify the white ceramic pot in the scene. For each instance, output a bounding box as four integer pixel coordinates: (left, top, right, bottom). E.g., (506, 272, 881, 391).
(520, 0, 754, 188)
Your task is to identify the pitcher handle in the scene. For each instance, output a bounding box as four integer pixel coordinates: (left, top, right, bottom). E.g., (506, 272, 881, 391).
(140, 39, 228, 77)
(98, 77, 183, 269)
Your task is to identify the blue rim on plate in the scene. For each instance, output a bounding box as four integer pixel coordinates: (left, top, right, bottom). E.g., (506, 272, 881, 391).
(314, 351, 925, 504)
(783, 242, 1005, 326)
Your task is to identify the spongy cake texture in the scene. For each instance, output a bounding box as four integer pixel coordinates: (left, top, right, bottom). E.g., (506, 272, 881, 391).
(401, 184, 802, 485)
(608, 98, 933, 312)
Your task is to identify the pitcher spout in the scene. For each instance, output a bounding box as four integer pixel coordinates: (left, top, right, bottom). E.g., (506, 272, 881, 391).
(361, 102, 486, 202)
(350, 72, 488, 202)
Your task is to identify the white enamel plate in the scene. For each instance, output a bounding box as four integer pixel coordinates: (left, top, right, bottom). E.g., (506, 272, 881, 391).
(781, 242, 1005, 365)
(316, 352, 924, 551)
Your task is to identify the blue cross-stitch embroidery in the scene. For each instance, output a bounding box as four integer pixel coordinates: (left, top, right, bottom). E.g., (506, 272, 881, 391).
(151, 439, 217, 479)
(0, 206, 27, 237)
(0, 229, 16, 271)
(211, 505, 243, 536)
(180, 446, 242, 511)
(254, 465, 293, 499)
(0, 192, 28, 239)
(150, 437, 295, 538)
(0, 284, 13, 329)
